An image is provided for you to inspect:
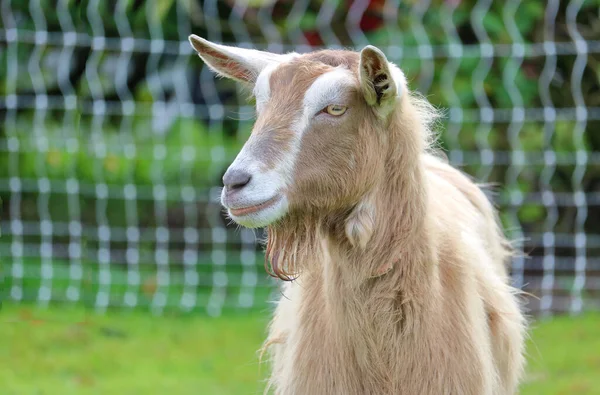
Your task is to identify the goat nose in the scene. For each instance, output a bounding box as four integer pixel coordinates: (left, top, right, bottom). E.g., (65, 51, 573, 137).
(223, 168, 252, 190)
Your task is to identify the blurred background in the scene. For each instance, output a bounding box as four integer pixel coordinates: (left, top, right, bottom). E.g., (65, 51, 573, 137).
(1, 0, 599, 394)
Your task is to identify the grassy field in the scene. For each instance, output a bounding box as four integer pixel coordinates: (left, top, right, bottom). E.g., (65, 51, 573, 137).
(1, 304, 599, 395)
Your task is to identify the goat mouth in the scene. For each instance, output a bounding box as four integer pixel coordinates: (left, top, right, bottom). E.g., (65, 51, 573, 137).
(228, 195, 282, 217)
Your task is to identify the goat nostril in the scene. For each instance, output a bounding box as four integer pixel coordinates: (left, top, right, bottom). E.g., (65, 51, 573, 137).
(231, 177, 251, 190)
(223, 169, 252, 191)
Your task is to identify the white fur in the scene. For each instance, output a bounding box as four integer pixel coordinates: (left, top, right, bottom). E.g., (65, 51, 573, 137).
(388, 62, 407, 99)
(254, 63, 278, 113)
(302, 68, 356, 118)
(224, 189, 289, 228)
(221, 143, 290, 228)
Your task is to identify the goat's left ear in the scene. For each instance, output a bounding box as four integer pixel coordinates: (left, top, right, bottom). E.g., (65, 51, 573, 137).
(359, 46, 403, 114)
(188, 34, 289, 85)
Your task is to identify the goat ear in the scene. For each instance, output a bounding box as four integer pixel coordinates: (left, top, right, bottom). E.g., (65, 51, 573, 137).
(359, 45, 402, 111)
(188, 34, 287, 84)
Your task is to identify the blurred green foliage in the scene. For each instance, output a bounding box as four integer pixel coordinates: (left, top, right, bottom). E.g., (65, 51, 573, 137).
(0, 116, 243, 186)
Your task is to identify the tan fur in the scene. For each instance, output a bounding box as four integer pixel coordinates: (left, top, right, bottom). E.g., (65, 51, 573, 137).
(190, 43, 527, 395)
(260, 51, 526, 395)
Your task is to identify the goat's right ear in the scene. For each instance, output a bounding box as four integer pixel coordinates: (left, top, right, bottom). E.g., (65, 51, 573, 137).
(359, 45, 405, 116)
(188, 35, 287, 85)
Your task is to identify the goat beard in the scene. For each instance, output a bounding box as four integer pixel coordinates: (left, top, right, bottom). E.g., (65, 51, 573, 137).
(264, 215, 325, 281)
(264, 206, 357, 281)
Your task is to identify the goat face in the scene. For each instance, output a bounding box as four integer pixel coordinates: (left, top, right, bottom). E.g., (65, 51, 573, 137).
(189, 36, 406, 228)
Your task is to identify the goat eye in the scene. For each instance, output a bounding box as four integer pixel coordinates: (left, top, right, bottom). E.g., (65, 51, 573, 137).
(324, 104, 347, 116)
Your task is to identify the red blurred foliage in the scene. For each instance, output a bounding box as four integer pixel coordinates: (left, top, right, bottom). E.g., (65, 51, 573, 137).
(303, 0, 386, 47)
(354, 0, 386, 32)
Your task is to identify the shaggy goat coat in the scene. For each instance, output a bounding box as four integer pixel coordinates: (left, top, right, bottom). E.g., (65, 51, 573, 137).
(188, 36, 527, 395)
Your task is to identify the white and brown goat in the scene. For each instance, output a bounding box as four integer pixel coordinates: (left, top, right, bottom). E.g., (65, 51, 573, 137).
(189, 35, 527, 395)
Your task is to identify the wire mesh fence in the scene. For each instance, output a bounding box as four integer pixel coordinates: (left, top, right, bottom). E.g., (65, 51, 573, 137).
(1, 0, 599, 316)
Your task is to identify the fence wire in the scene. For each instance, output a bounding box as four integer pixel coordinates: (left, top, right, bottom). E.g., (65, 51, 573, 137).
(1, 0, 599, 316)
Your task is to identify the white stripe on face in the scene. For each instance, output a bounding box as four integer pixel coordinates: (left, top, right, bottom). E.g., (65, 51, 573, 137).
(254, 63, 278, 114)
(280, 68, 356, 183)
(302, 68, 356, 119)
(253, 53, 299, 114)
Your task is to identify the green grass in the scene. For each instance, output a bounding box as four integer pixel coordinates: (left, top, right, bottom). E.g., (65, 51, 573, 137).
(1, 304, 599, 395)
(522, 313, 600, 394)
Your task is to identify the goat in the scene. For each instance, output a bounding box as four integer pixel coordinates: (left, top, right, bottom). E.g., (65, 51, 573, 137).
(189, 35, 527, 395)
